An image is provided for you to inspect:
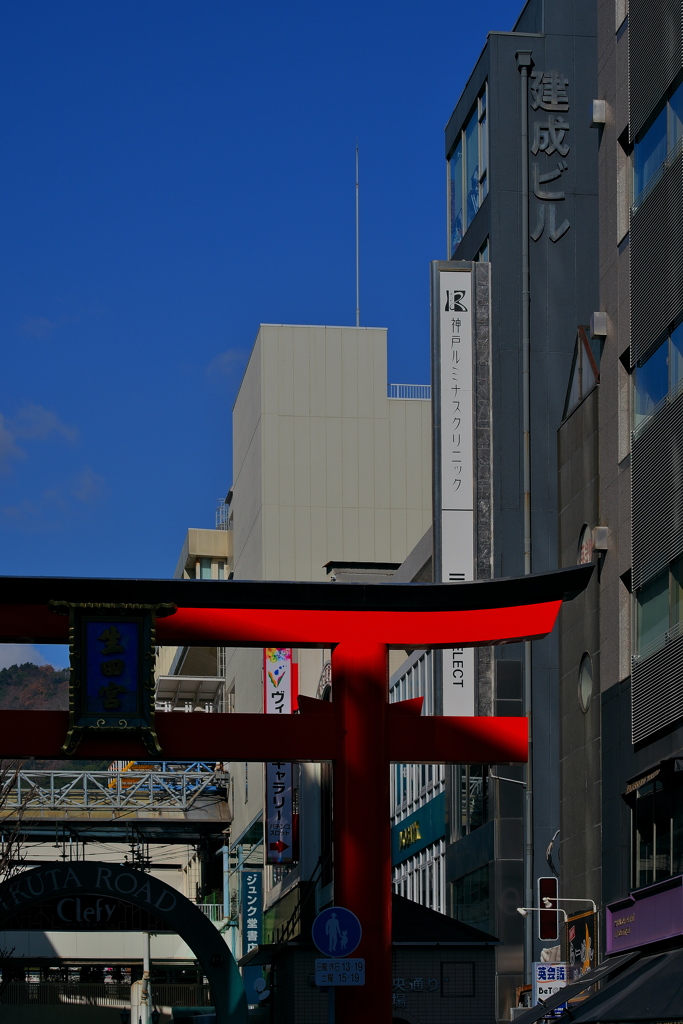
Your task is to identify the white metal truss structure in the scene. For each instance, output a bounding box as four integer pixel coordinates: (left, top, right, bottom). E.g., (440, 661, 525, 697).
(1, 763, 225, 813)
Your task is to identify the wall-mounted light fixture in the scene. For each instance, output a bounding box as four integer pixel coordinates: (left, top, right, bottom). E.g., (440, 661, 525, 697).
(543, 896, 598, 914)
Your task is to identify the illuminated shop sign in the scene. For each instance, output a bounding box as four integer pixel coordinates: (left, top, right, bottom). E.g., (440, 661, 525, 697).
(391, 792, 446, 866)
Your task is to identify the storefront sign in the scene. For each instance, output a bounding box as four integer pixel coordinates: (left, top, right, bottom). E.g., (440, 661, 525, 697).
(51, 602, 171, 755)
(533, 962, 567, 1011)
(263, 648, 297, 714)
(391, 792, 446, 866)
(606, 875, 683, 953)
(567, 911, 596, 981)
(264, 649, 296, 865)
(624, 768, 660, 795)
(432, 264, 476, 716)
(241, 870, 262, 957)
(265, 762, 293, 864)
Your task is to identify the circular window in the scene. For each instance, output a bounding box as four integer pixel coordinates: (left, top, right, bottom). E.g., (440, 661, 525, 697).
(578, 524, 593, 565)
(578, 653, 593, 713)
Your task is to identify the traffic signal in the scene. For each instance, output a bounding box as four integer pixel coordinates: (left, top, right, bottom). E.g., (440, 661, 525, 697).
(537, 876, 559, 940)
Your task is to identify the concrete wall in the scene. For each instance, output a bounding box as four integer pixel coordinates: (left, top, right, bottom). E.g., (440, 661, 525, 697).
(558, 387, 602, 906)
(227, 324, 432, 845)
(231, 324, 431, 583)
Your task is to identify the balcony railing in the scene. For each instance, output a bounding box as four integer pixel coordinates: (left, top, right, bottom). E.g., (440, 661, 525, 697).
(194, 901, 225, 923)
(387, 384, 431, 400)
(633, 619, 683, 666)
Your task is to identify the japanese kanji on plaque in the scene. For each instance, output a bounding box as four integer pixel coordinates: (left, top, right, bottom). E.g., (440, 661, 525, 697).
(51, 601, 174, 755)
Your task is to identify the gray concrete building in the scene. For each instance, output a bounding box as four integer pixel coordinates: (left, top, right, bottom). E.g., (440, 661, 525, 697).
(558, 0, 683, 976)
(223, 323, 433, 961)
(444, 0, 599, 1012)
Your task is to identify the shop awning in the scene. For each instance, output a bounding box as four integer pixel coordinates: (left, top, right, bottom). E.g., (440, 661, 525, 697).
(510, 952, 641, 1024)
(568, 948, 683, 1022)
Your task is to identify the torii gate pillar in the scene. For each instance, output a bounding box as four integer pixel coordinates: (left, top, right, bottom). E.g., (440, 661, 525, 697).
(333, 641, 393, 1017)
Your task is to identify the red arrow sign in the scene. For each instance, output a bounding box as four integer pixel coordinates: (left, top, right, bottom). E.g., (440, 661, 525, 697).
(269, 841, 289, 854)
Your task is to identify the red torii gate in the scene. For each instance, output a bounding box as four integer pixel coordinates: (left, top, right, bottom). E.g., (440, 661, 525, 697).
(0, 565, 591, 1024)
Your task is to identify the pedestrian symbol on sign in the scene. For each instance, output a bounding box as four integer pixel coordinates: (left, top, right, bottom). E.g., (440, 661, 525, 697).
(312, 906, 362, 957)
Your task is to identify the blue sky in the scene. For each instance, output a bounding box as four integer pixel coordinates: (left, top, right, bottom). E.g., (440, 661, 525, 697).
(0, 0, 522, 668)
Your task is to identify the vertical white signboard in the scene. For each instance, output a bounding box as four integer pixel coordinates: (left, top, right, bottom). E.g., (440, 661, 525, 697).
(263, 648, 297, 865)
(266, 761, 294, 864)
(436, 267, 475, 716)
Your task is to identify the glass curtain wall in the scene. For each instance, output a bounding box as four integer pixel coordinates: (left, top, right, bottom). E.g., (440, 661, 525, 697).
(448, 85, 488, 255)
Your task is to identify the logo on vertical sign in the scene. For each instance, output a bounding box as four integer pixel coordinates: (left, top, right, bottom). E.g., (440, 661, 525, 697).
(264, 648, 297, 714)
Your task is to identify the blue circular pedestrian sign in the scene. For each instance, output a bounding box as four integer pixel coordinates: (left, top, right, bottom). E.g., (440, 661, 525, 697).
(312, 906, 362, 956)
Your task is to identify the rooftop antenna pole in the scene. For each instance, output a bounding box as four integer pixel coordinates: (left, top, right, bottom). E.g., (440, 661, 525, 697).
(355, 140, 360, 327)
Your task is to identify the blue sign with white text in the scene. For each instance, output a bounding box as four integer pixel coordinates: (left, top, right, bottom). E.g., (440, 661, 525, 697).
(241, 870, 262, 958)
(312, 906, 362, 956)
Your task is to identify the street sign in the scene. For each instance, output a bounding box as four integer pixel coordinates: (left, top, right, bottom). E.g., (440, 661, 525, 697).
(532, 962, 567, 1015)
(312, 906, 362, 956)
(314, 958, 365, 986)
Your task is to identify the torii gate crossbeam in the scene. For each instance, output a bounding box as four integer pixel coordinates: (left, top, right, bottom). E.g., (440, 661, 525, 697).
(0, 565, 592, 1024)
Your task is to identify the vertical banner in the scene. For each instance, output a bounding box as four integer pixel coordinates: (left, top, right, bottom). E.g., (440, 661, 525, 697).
(241, 869, 263, 957)
(263, 648, 297, 714)
(264, 648, 296, 865)
(266, 762, 293, 863)
(432, 263, 476, 716)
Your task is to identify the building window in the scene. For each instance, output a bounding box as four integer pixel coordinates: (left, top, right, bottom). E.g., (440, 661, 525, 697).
(452, 865, 490, 927)
(465, 108, 480, 226)
(199, 557, 213, 579)
(633, 322, 683, 431)
(449, 139, 464, 252)
(633, 80, 683, 207)
(448, 85, 489, 255)
(635, 557, 683, 660)
(474, 237, 490, 262)
(441, 961, 475, 998)
(578, 653, 593, 713)
(456, 764, 489, 836)
(631, 773, 683, 889)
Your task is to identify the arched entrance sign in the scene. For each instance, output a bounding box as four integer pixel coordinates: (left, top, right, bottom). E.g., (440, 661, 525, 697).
(0, 563, 593, 1024)
(0, 861, 247, 1024)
